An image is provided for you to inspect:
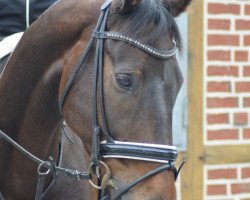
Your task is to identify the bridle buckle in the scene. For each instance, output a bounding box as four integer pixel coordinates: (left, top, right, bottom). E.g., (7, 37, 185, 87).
(37, 161, 50, 176)
(88, 161, 114, 190)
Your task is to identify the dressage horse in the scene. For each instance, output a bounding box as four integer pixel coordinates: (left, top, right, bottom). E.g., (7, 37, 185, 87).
(0, 0, 191, 199)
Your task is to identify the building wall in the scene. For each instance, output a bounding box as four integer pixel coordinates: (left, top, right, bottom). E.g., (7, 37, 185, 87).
(204, 0, 250, 199)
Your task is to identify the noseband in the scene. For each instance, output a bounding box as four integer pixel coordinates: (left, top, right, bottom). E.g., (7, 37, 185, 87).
(0, 0, 184, 199)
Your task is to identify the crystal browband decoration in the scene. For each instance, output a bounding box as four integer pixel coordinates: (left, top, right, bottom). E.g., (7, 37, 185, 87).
(92, 30, 178, 59)
(104, 31, 178, 59)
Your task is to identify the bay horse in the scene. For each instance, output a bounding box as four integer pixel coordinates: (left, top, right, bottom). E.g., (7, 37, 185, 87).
(0, 0, 191, 199)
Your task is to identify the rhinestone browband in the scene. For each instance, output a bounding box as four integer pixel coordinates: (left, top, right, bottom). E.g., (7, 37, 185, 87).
(92, 31, 178, 59)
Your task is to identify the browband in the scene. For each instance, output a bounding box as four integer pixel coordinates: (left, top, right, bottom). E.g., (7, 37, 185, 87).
(92, 31, 178, 59)
(100, 141, 178, 164)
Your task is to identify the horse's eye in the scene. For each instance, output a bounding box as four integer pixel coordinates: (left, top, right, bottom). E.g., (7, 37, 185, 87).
(115, 74, 133, 90)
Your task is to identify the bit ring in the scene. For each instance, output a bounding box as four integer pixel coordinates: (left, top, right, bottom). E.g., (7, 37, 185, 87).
(88, 161, 110, 190)
(37, 161, 50, 175)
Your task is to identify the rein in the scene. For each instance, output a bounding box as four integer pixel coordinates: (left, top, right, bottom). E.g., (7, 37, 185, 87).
(0, 125, 91, 200)
(0, 0, 184, 199)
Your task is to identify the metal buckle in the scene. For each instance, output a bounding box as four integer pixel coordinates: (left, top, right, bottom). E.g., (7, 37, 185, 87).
(37, 161, 50, 175)
(88, 161, 113, 190)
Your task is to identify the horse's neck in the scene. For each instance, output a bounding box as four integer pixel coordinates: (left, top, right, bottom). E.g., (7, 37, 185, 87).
(0, 34, 64, 140)
(0, 51, 63, 197)
(0, 0, 95, 134)
(15, 58, 63, 154)
(0, 0, 92, 132)
(0, 0, 98, 198)
(0, 4, 82, 198)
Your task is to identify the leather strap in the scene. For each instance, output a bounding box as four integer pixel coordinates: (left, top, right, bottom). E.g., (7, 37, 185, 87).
(58, 9, 107, 116)
(100, 142, 177, 163)
(91, 2, 115, 168)
(101, 0, 112, 10)
(35, 173, 48, 200)
(0, 129, 91, 181)
(100, 163, 175, 200)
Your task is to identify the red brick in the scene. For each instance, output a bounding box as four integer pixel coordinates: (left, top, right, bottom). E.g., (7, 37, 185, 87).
(208, 35, 239, 46)
(243, 129, 250, 139)
(244, 36, 250, 46)
(208, 51, 231, 61)
(246, 5, 250, 15)
(208, 168, 237, 179)
(244, 98, 250, 107)
(207, 113, 229, 124)
(207, 97, 238, 108)
(236, 20, 250, 30)
(208, 19, 230, 30)
(207, 66, 239, 77)
(207, 184, 227, 195)
(207, 129, 239, 140)
(231, 183, 250, 194)
(208, 3, 240, 15)
(242, 167, 250, 179)
(207, 82, 231, 92)
(235, 51, 248, 62)
(236, 82, 250, 93)
(243, 66, 250, 76)
(234, 113, 248, 125)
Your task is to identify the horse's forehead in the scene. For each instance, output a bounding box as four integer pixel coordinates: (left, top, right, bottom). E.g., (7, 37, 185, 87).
(107, 35, 172, 65)
(108, 47, 179, 80)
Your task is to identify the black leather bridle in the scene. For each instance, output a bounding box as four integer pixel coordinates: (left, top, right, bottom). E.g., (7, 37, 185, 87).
(0, 0, 185, 199)
(59, 0, 184, 199)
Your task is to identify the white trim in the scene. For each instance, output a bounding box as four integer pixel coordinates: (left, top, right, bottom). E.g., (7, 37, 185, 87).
(101, 140, 177, 163)
(102, 155, 172, 164)
(101, 140, 178, 151)
(26, 0, 30, 28)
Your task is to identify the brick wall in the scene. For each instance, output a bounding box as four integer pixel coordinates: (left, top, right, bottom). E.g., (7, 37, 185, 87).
(205, 164, 250, 199)
(204, 0, 250, 144)
(205, 0, 250, 145)
(204, 0, 250, 199)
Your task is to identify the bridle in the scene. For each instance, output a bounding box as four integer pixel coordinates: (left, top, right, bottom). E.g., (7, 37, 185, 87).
(0, 0, 185, 200)
(60, 0, 184, 199)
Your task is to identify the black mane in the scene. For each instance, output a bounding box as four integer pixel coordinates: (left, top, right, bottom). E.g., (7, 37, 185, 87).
(117, 0, 182, 51)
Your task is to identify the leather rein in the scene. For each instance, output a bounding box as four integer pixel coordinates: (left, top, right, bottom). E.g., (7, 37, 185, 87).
(0, 0, 185, 199)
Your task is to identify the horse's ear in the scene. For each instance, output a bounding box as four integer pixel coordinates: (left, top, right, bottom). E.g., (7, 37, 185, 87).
(164, 0, 192, 17)
(112, 0, 141, 13)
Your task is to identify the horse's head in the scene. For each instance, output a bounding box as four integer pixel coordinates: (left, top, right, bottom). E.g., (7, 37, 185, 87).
(60, 0, 191, 199)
